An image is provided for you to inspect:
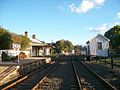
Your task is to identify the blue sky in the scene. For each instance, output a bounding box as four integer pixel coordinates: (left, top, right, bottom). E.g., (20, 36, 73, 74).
(0, 0, 120, 45)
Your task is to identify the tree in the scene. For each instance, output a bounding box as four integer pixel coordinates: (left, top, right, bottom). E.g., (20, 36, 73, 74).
(55, 40, 64, 53)
(74, 45, 87, 54)
(19, 35, 30, 50)
(55, 39, 73, 53)
(0, 27, 13, 49)
(12, 33, 30, 50)
(65, 40, 74, 52)
(11, 33, 21, 44)
(104, 25, 120, 53)
(0, 27, 30, 50)
(74, 45, 82, 53)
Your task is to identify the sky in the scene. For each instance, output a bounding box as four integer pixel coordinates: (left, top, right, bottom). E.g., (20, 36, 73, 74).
(0, 0, 120, 45)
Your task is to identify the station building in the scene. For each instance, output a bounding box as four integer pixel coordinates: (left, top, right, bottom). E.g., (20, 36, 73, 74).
(86, 34, 110, 57)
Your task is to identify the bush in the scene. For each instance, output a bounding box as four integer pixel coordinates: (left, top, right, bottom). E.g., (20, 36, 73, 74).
(2, 52, 11, 61)
(10, 56, 18, 61)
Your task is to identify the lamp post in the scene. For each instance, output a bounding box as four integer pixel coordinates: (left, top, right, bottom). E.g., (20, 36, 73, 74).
(17, 50, 20, 63)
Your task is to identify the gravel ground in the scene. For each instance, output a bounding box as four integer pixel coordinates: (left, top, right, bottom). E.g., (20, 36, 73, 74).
(84, 60, 120, 90)
(36, 59, 79, 90)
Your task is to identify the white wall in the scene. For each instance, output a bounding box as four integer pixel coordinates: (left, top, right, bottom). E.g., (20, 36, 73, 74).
(0, 50, 19, 57)
(39, 50, 43, 56)
(89, 35, 109, 57)
(0, 50, 30, 59)
(46, 48, 50, 55)
(32, 47, 36, 56)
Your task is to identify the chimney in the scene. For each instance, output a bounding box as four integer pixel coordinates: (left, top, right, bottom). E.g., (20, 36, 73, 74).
(25, 31, 28, 37)
(32, 34, 36, 39)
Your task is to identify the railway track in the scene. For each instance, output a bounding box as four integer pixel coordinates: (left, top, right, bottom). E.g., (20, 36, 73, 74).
(32, 58, 82, 90)
(0, 66, 16, 81)
(74, 58, 117, 90)
(0, 55, 117, 90)
(0, 63, 57, 90)
(1, 58, 82, 90)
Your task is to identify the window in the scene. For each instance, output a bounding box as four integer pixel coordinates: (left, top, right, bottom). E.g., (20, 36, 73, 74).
(97, 42, 102, 50)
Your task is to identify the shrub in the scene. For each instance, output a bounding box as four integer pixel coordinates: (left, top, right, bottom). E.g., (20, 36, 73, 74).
(10, 56, 18, 61)
(2, 52, 10, 61)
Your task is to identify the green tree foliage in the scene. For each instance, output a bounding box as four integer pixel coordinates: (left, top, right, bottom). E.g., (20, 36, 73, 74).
(74, 45, 82, 53)
(12, 33, 30, 50)
(11, 33, 21, 44)
(55, 39, 73, 53)
(19, 35, 30, 50)
(65, 40, 74, 52)
(2, 52, 11, 61)
(0, 27, 13, 49)
(74, 45, 87, 54)
(0, 27, 30, 50)
(104, 25, 120, 53)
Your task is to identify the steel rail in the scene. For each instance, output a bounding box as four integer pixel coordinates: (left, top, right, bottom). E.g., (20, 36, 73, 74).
(79, 59, 117, 90)
(32, 63, 59, 90)
(1, 63, 51, 90)
(72, 60, 82, 90)
(0, 66, 16, 81)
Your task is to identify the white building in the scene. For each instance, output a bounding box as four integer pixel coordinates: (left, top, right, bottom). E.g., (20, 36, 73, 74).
(86, 34, 110, 57)
(25, 33, 52, 57)
(0, 32, 52, 60)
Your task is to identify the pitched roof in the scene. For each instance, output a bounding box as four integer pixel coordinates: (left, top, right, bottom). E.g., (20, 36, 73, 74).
(30, 38, 42, 44)
(86, 34, 110, 44)
(30, 38, 48, 46)
(97, 34, 110, 41)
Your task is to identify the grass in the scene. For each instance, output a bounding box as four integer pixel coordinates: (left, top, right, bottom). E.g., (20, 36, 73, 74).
(99, 58, 120, 66)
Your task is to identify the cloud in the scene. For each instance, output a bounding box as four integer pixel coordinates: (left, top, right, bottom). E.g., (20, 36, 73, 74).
(79, 0, 95, 13)
(95, 0, 105, 5)
(88, 22, 120, 33)
(89, 24, 108, 33)
(114, 22, 120, 25)
(69, 0, 105, 13)
(117, 12, 120, 19)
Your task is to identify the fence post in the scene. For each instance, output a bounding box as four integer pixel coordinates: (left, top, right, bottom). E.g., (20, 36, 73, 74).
(104, 57, 106, 65)
(99, 56, 101, 61)
(111, 56, 113, 69)
(96, 56, 97, 63)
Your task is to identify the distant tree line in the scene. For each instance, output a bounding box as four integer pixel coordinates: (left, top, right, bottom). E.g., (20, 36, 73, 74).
(51, 39, 74, 54)
(0, 27, 30, 50)
(74, 45, 87, 54)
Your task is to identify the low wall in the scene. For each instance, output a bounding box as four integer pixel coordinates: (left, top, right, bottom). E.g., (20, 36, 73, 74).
(17, 57, 52, 76)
